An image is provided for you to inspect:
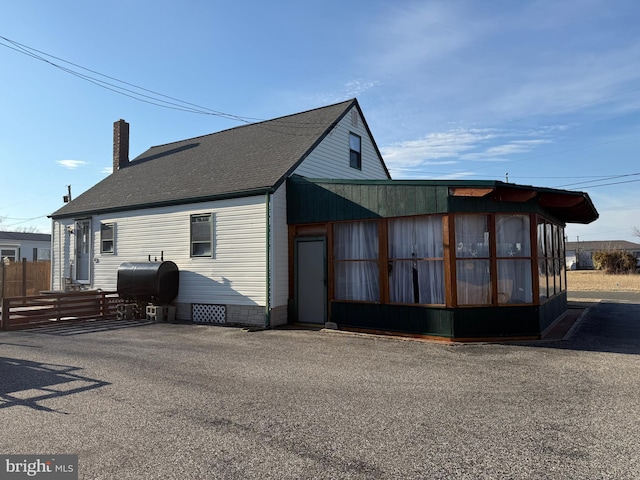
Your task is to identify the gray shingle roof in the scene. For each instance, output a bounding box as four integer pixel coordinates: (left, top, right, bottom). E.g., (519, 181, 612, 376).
(565, 240, 640, 252)
(0, 231, 51, 242)
(51, 99, 363, 218)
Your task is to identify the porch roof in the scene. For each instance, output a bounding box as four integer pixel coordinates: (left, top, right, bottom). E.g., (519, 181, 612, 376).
(287, 177, 599, 225)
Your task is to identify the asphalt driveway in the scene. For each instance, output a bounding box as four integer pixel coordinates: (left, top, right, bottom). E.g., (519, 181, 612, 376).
(1, 299, 639, 479)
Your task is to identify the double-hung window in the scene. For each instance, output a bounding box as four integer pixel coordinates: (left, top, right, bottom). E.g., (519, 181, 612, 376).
(191, 213, 213, 257)
(349, 133, 362, 170)
(100, 223, 115, 254)
(1, 248, 17, 262)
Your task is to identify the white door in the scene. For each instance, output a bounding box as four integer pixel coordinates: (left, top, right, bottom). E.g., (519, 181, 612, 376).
(295, 238, 327, 324)
(75, 219, 91, 283)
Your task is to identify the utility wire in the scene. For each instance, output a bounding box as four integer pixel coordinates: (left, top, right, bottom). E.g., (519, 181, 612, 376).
(577, 178, 640, 189)
(4, 215, 49, 227)
(0, 35, 257, 121)
(3, 35, 640, 170)
(554, 172, 640, 188)
(0, 35, 333, 131)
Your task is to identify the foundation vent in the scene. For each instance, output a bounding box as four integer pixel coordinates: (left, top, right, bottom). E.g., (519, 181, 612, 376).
(192, 304, 226, 324)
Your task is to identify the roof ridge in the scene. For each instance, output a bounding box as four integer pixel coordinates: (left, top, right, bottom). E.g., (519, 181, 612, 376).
(147, 98, 356, 151)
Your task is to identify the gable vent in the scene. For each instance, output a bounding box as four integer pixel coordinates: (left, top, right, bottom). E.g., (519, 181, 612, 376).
(351, 109, 359, 127)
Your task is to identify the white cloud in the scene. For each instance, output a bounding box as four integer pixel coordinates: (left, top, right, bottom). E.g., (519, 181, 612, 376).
(360, 1, 640, 128)
(462, 139, 553, 160)
(56, 160, 88, 169)
(381, 126, 556, 178)
(309, 79, 382, 106)
(344, 80, 381, 98)
(381, 128, 498, 165)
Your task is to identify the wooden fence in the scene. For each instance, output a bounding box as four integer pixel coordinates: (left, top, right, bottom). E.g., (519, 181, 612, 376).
(1, 290, 126, 331)
(0, 259, 51, 299)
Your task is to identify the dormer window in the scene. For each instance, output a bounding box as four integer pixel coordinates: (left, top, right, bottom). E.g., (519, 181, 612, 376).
(349, 133, 361, 170)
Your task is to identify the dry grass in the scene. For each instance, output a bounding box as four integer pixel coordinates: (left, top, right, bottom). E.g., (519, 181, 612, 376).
(566, 270, 640, 292)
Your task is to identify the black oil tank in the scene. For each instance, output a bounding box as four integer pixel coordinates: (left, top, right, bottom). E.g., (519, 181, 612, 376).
(117, 261, 179, 304)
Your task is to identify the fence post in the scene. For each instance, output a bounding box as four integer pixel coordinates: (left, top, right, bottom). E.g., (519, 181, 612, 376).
(100, 291, 106, 319)
(1, 297, 8, 330)
(55, 297, 61, 322)
(21, 258, 27, 297)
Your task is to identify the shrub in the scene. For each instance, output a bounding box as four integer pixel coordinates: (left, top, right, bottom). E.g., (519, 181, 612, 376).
(591, 250, 637, 274)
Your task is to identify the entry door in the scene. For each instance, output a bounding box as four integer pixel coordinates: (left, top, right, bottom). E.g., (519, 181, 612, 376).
(75, 219, 91, 283)
(295, 238, 327, 324)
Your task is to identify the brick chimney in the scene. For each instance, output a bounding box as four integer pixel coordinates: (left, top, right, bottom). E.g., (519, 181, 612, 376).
(113, 119, 130, 173)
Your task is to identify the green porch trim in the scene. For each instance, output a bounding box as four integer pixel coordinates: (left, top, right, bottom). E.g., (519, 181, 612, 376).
(331, 295, 567, 339)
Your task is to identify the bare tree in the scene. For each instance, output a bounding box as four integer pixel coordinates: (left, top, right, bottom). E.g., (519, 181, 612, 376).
(634, 225, 640, 239)
(13, 226, 41, 233)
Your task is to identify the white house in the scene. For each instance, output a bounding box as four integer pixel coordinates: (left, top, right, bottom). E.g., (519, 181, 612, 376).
(49, 99, 390, 326)
(0, 231, 51, 262)
(565, 240, 640, 270)
(49, 99, 598, 339)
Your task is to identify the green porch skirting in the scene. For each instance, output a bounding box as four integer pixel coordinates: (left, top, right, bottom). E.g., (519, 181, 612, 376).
(331, 293, 567, 339)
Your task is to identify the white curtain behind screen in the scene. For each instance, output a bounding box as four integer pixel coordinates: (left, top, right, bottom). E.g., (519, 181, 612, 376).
(388, 216, 444, 304)
(334, 222, 379, 301)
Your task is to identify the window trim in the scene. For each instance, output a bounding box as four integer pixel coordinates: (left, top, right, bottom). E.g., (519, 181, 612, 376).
(190, 213, 214, 258)
(1, 246, 18, 262)
(349, 132, 362, 170)
(100, 223, 115, 254)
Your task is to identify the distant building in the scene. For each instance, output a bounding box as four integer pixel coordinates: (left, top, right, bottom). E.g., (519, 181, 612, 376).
(0, 231, 52, 262)
(565, 240, 640, 270)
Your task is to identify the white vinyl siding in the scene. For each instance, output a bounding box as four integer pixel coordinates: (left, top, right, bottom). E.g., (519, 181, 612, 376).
(293, 106, 388, 180)
(270, 185, 289, 310)
(54, 195, 268, 310)
(51, 219, 75, 289)
(0, 240, 51, 262)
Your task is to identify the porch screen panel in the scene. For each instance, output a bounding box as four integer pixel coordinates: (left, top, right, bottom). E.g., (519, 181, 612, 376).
(455, 215, 491, 305)
(537, 219, 566, 299)
(546, 222, 557, 294)
(495, 215, 532, 304)
(553, 224, 562, 294)
(388, 216, 444, 304)
(334, 221, 379, 302)
(537, 221, 549, 299)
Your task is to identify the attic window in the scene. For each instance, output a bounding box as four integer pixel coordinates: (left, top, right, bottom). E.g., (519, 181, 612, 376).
(349, 133, 361, 170)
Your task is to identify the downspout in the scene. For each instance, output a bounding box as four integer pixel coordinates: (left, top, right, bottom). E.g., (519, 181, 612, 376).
(58, 221, 63, 289)
(51, 218, 56, 290)
(265, 192, 271, 328)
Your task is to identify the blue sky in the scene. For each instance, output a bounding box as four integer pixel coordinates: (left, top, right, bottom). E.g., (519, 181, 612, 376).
(1, 0, 639, 243)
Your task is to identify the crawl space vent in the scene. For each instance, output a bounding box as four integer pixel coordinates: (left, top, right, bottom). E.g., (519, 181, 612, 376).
(192, 304, 226, 324)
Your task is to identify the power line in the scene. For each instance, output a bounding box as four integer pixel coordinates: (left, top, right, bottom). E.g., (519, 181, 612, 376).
(3, 215, 49, 227)
(0, 35, 257, 121)
(578, 178, 640, 189)
(554, 172, 640, 188)
(0, 35, 333, 132)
